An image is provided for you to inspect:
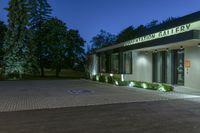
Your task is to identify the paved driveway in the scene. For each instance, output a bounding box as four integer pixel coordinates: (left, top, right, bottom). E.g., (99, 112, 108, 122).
(0, 79, 199, 112)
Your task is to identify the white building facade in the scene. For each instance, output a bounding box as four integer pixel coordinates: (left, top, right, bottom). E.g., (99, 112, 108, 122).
(89, 11, 200, 89)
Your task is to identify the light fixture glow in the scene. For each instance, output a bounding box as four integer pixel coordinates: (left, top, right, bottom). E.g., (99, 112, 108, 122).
(105, 76, 108, 83)
(158, 86, 166, 92)
(110, 73, 113, 77)
(180, 46, 183, 50)
(129, 82, 135, 87)
(121, 74, 124, 82)
(141, 83, 148, 89)
(115, 81, 119, 86)
(198, 43, 200, 48)
(96, 75, 99, 81)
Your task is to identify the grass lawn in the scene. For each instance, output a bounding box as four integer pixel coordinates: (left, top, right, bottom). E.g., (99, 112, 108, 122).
(0, 68, 86, 80)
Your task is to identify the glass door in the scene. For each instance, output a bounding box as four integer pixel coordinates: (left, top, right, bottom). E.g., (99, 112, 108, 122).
(176, 50, 184, 85)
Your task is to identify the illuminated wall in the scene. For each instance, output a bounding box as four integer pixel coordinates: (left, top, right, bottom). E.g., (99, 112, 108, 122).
(125, 51, 152, 82)
(88, 54, 98, 77)
(185, 46, 200, 89)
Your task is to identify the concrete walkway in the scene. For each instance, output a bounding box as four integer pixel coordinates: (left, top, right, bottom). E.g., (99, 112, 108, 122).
(0, 79, 199, 112)
(174, 85, 200, 95)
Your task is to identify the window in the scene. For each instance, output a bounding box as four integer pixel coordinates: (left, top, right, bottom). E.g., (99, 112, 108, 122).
(111, 53, 119, 73)
(99, 54, 106, 73)
(123, 51, 132, 74)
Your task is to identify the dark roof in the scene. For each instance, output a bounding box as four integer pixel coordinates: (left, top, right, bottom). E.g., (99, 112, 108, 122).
(144, 11, 200, 36)
(95, 10, 200, 53)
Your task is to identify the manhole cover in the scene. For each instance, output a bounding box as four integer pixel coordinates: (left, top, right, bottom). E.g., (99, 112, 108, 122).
(67, 89, 94, 95)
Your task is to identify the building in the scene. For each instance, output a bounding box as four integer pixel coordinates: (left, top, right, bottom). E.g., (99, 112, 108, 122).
(89, 11, 200, 89)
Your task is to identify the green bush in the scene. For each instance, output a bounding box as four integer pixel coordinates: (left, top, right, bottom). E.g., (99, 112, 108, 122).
(107, 76, 115, 84)
(91, 74, 174, 92)
(118, 80, 130, 86)
(99, 75, 107, 83)
(117, 80, 174, 92)
(134, 81, 143, 88)
(92, 75, 96, 81)
(107, 76, 121, 85)
(158, 84, 174, 92)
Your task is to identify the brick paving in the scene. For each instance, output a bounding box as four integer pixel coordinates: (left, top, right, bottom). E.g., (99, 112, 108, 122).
(0, 79, 199, 112)
(0, 98, 200, 133)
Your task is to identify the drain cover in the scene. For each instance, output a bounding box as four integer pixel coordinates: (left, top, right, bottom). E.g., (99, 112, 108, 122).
(68, 89, 94, 95)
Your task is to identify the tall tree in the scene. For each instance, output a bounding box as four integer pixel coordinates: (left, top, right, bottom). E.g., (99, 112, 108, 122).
(39, 18, 68, 77)
(28, 0, 52, 77)
(134, 25, 147, 37)
(29, 0, 52, 30)
(66, 29, 85, 71)
(146, 20, 158, 29)
(0, 21, 7, 65)
(116, 26, 136, 43)
(90, 30, 116, 49)
(2, 0, 30, 79)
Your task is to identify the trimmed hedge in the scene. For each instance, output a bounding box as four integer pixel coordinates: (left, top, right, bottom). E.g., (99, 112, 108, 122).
(91, 74, 174, 92)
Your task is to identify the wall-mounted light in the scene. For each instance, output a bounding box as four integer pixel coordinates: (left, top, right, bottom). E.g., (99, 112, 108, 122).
(198, 43, 200, 48)
(166, 48, 169, 52)
(180, 46, 183, 50)
(155, 49, 158, 53)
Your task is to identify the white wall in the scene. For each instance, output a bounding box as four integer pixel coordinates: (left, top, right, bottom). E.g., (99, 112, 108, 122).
(125, 51, 153, 82)
(185, 46, 200, 89)
(88, 54, 98, 76)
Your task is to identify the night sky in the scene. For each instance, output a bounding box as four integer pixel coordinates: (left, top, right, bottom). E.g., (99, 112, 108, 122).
(0, 0, 200, 48)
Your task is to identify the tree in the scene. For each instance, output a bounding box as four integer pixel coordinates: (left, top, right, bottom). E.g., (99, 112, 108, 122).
(66, 29, 85, 71)
(0, 21, 7, 65)
(161, 17, 176, 25)
(146, 20, 158, 29)
(28, 0, 52, 77)
(2, 0, 30, 79)
(39, 18, 68, 77)
(29, 0, 52, 30)
(116, 26, 136, 43)
(134, 25, 147, 37)
(90, 30, 116, 49)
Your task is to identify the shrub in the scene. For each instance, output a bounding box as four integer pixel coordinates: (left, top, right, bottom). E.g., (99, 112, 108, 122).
(107, 76, 115, 84)
(158, 84, 174, 92)
(118, 80, 130, 86)
(92, 75, 96, 81)
(99, 75, 107, 83)
(91, 75, 174, 92)
(134, 81, 143, 88)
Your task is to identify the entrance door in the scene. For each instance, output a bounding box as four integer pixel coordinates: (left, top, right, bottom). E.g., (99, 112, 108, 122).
(153, 49, 184, 85)
(153, 52, 167, 83)
(174, 49, 184, 85)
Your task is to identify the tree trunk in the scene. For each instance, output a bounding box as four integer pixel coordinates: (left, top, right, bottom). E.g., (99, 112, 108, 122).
(41, 65, 44, 77)
(56, 68, 60, 77)
(56, 64, 61, 77)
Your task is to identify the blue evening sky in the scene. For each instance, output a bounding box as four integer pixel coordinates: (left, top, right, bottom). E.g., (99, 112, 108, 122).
(0, 0, 200, 48)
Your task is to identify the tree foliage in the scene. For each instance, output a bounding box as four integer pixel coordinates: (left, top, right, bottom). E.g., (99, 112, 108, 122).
(0, 21, 7, 64)
(1, 0, 86, 79)
(2, 0, 30, 79)
(39, 18, 68, 77)
(28, 0, 53, 77)
(29, 0, 52, 30)
(116, 26, 136, 43)
(66, 29, 85, 71)
(90, 30, 116, 49)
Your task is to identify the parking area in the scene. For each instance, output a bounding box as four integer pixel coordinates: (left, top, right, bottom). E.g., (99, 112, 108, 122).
(0, 79, 199, 112)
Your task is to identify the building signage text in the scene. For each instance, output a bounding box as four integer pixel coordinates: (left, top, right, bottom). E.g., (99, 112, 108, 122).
(124, 21, 200, 47)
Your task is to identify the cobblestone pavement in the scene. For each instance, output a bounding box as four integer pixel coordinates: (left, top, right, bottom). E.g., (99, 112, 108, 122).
(1, 98, 200, 133)
(0, 79, 199, 112)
